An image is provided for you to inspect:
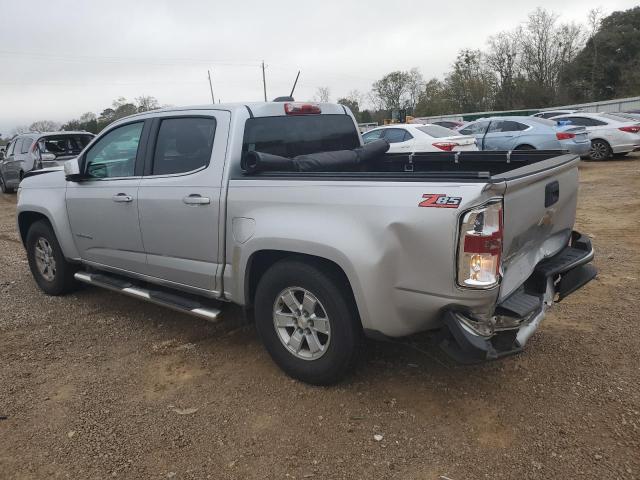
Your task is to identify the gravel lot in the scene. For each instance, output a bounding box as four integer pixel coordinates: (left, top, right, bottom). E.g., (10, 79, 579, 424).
(1, 155, 639, 480)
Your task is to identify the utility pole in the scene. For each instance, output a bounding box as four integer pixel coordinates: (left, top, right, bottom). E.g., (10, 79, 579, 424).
(207, 69, 215, 104)
(261, 61, 267, 101)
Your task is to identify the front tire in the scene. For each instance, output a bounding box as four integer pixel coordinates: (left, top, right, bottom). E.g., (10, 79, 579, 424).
(589, 139, 612, 161)
(254, 259, 361, 385)
(26, 220, 79, 295)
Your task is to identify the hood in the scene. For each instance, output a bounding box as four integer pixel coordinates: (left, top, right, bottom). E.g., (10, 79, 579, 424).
(20, 167, 66, 188)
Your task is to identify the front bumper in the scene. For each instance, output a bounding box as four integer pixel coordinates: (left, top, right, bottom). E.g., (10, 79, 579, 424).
(440, 231, 596, 363)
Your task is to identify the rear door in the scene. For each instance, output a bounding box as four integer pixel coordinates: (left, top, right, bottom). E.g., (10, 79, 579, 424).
(499, 155, 579, 300)
(66, 121, 149, 273)
(137, 111, 230, 292)
(483, 120, 527, 150)
(382, 128, 414, 153)
(459, 121, 490, 149)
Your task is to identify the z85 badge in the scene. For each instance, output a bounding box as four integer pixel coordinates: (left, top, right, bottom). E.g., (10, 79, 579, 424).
(418, 194, 462, 208)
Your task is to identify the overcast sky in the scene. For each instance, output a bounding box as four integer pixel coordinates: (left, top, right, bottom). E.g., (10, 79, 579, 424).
(0, 0, 638, 135)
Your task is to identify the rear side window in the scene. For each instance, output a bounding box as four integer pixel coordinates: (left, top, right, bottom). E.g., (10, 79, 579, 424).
(362, 129, 384, 143)
(502, 121, 529, 132)
(417, 125, 457, 138)
(13, 139, 24, 154)
(6, 140, 16, 156)
(38, 134, 93, 157)
(383, 128, 411, 143)
(152, 117, 216, 175)
(242, 114, 359, 158)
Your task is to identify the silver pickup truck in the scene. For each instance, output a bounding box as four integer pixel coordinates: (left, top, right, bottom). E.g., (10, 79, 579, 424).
(16, 102, 596, 384)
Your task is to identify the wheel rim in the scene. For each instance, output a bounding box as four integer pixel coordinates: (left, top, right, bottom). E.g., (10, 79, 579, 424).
(34, 237, 56, 282)
(590, 141, 608, 160)
(273, 287, 331, 361)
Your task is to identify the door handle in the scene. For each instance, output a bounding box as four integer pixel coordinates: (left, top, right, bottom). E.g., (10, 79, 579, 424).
(183, 194, 210, 205)
(112, 193, 133, 203)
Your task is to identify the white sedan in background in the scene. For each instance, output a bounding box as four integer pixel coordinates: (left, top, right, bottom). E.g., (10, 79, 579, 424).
(550, 112, 640, 160)
(361, 124, 478, 153)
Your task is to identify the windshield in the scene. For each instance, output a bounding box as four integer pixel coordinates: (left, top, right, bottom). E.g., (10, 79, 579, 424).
(242, 114, 359, 158)
(38, 134, 93, 157)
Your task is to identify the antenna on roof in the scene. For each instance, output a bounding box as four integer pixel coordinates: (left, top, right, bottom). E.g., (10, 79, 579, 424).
(289, 70, 300, 98)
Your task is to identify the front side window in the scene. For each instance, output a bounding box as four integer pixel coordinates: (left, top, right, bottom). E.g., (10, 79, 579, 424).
(84, 122, 144, 178)
(6, 140, 16, 156)
(152, 117, 216, 175)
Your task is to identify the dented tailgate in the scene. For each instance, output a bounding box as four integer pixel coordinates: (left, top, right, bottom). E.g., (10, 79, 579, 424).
(498, 154, 580, 300)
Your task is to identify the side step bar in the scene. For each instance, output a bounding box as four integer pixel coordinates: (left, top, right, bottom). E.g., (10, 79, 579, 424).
(74, 272, 222, 322)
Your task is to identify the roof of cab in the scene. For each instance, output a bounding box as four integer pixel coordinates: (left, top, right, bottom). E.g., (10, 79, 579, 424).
(125, 101, 349, 120)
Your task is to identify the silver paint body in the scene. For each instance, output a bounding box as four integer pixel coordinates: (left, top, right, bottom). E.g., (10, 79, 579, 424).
(17, 103, 579, 338)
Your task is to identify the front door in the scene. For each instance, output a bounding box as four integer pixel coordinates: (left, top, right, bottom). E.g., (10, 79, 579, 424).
(137, 112, 229, 292)
(66, 121, 149, 273)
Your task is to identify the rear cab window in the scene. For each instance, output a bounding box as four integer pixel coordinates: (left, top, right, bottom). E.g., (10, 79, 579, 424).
(242, 114, 360, 159)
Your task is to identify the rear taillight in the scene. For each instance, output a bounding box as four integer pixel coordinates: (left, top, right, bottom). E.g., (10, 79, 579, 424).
(619, 125, 640, 134)
(457, 200, 503, 289)
(432, 142, 458, 151)
(284, 103, 321, 115)
(556, 132, 575, 140)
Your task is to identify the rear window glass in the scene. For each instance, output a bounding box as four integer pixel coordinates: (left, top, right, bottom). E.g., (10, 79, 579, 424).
(242, 114, 359, 158)
(39, 134, 93, 157)
(417, 125, 457, 138)
(152, 117, 216, 175)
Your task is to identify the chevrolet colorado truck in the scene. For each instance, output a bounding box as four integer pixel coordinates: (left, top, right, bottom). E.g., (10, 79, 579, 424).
(16, 102, 596, 384)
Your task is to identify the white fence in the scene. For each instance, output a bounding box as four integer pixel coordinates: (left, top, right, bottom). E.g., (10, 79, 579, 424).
(419, 96, 640, 122)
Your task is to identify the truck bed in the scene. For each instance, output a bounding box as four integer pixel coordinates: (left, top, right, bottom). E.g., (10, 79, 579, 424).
(240, 150, 577, 182)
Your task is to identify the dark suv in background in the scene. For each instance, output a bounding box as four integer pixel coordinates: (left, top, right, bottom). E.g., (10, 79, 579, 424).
(0, 131, 94, 193)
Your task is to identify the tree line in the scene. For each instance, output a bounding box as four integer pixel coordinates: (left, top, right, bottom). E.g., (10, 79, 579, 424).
(335, 6, 640, 123)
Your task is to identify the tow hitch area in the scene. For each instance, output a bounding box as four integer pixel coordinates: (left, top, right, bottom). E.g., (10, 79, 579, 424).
(440, 231, 596, 364)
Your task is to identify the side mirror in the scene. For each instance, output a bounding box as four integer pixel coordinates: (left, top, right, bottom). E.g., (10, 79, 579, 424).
(40, 152, 56, 162)
(64, 157, 86, 182)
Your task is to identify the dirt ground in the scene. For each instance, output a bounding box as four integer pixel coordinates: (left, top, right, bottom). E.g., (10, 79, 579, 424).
(1, 155, 639, 480)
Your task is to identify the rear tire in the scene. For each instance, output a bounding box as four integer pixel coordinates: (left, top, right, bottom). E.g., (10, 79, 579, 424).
(0, 173, 13, 193)
(26, 220, 79, 295)
(254, 259, 361, 385)
(589, 139, 612, 161)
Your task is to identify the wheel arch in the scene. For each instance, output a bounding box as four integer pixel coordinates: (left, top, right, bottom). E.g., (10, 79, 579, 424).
(17, 211, 52, 247)
(243, 249, 362, 324)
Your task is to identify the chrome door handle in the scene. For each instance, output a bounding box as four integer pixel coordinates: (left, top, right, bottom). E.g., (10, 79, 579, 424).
(112, 193, 133, 203)
(183, 194, 210, 205)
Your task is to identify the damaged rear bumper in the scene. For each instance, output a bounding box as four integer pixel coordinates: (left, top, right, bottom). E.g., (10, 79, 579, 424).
(440, 231, 596, 363)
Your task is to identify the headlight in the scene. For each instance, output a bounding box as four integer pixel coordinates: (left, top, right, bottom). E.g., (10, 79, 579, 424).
(457, 199, 503, 288)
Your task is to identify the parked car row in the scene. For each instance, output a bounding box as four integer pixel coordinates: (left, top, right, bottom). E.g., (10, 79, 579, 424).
(401, 108, 640, 160)
(0, 131, 94, 193)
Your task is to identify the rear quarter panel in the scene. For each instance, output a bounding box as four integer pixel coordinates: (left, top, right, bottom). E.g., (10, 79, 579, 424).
(225, 179, 500, 337)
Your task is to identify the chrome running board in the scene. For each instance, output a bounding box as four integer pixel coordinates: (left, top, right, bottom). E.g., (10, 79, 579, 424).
(74, 271, 221, 322)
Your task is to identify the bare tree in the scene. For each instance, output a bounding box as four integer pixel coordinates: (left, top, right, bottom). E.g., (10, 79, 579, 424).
(314, 87, 331, 103)
(136, 95, 160, 112)
(519, 8, 585, 104)
(487, 31, 520, 109)
(587, 7, 605, 100)
(406, 68, 425, 111)
(29, 120, 60, 132)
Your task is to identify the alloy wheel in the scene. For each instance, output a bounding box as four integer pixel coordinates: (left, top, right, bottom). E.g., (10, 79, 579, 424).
(273, 287, 331, 360)
(34, 237, 56, 282)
